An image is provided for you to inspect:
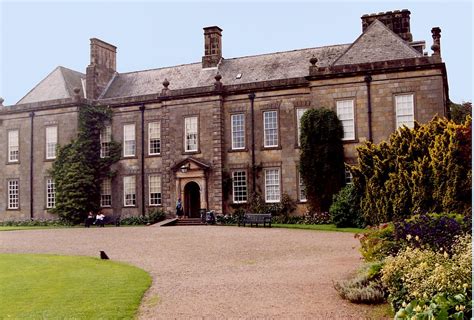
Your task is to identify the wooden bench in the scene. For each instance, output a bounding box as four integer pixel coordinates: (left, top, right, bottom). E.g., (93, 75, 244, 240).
(238, 213, 272, 228)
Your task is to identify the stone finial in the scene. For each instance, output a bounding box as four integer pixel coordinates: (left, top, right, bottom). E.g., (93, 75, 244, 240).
(431, 27, 441, 57)
(161, 78, 170, 96)
(309, 55, 318, 66)
(72, 87, 81, 102)
(214, 73, 223, 91)
(0, 97, 4, 106)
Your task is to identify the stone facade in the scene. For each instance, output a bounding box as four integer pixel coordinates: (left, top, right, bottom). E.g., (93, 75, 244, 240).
(0, 10, 449, 220)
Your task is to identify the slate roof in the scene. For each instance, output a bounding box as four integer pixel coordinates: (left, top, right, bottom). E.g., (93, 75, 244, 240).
(15, 19, 425, 105)
(100, 45, 348, 99)
(17, 66, 85, 104)
(332, 20, 422, 66)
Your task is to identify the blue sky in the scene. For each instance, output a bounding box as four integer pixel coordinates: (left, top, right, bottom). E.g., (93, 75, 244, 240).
(0, 1, 472, 106)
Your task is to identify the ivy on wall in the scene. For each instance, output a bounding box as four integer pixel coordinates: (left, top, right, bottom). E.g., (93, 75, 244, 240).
(51, 105, 121, 224)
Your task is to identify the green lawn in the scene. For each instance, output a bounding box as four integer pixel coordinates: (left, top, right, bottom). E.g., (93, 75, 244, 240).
(273, 223, 365, 233)
(0, 253, 152, 319)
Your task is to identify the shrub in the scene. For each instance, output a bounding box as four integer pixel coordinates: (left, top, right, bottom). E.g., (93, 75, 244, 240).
(272, 212, 331, 225)
(334, 263, 386, 304)
(0, 219, 72, 227)
(394, 292, 471, 320)
(381, 234, 472, 310)
(147, 208, 167, 224)
(329, 184, 363, 228)
(357, 223, 399, 262)
(299, 108, 345, 213)
(394, 213, 471, 253)
(351, 117, 472, 225)
(120, 209, 167, 226)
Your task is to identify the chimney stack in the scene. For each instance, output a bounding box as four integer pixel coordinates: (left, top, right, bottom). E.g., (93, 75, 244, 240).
(86, 38, 117, 99)
(202, 26, 222, 68)
(361, 9, 413, 42)
(431, 27, 441, 58)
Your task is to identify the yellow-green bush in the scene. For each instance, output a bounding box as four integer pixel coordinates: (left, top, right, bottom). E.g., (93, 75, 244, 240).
(351, 117, 472, 225)
(381, 234, 472, 309)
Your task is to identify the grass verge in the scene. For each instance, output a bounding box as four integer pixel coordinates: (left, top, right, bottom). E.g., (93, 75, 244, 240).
(0, 253, 151, 319)
(273, 223, 365, 233)
(0, 226, 70, 232)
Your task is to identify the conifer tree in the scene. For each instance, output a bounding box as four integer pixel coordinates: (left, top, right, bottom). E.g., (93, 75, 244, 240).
(299, 108, 345, 213)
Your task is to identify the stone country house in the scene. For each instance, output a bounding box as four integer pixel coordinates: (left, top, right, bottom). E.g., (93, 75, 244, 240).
(0, 9, 449, 221)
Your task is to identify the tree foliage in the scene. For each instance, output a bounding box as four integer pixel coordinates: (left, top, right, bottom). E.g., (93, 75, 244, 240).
(449, 101, 472, 124)
(299, 108, 345, 213)
(51, 105, 121, 224)
(351, 117, 472, 225)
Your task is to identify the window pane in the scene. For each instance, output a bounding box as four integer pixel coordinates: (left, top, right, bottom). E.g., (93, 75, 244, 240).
(231, 114, 245, 150)
(232, 171, 247, 203)
(123, 124, 136, 157)
(8, 130, 19, 162)
(46, 178, 56, 208)
(396, 94, 414, 129)
(123, 176, 136, 206)
(296, 109, 307, 146)
(265, 168, 280, 202)
(149, 175, 162, 205)
(264, 111, 278, 147)
(149, 122, 161, 155)
(299, 174, 307, 202)
(337, 100, 355, 140)
(101, 178, 112, 207)
(100, 125, 112, 158)
(8, 180, 19, 209)
(185, 117, 198, 152)
(46, 126, 58, 159)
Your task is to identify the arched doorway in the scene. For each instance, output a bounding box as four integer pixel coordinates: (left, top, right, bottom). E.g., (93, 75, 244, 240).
(184, 181, 201, 218)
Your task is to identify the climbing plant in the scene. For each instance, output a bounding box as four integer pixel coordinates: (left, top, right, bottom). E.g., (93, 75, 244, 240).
(51, 105, 121, 224)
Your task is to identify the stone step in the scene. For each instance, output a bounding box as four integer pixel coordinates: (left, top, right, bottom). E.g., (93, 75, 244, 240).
(175, 218, 203, 226)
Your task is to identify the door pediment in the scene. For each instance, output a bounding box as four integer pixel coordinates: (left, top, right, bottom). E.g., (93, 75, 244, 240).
(171, 157, 210, 173)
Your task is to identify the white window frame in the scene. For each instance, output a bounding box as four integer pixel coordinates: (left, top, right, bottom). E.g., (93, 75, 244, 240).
(395, 94, 415, 129)
(46, 126, 58, 159)
(123, 124, 136, 157)
(123, 176, 136, 207)
(8, 129, 19, 162)
(46, 178, 56, 209)
(336, 99, 355, 141)
(264, 168, 281, 203)
(298, 173, 307, 202)
(100, 125, 112, 158)
(149, 175, 162, 206)
(345, 168, 353, 185)
(100, 178, 112, 207)
(263, 111, 278, 148)
(148, 122, 161, 155)
(296, 108, 308, 147)
(8, 179, 19, 209)
(232, 170, 248, 203)
(184, 116, 198, 152)
(231, 114, 245, 150)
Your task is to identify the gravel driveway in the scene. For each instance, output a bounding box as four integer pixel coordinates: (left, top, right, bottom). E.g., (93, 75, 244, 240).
(0, 226, 380, 319)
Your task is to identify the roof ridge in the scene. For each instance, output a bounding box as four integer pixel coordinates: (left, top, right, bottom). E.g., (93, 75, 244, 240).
(116, 44, 350, 77)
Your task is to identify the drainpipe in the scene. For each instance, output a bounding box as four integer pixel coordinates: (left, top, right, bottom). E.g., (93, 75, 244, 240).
(29, 111, 35, 220)
(139, 104, 146, 217)
(364, 75, 373, 142)
(248, 93, 256, 192)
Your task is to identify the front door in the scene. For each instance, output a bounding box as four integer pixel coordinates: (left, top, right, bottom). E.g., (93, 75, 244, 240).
(184, 181, 201, 218)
